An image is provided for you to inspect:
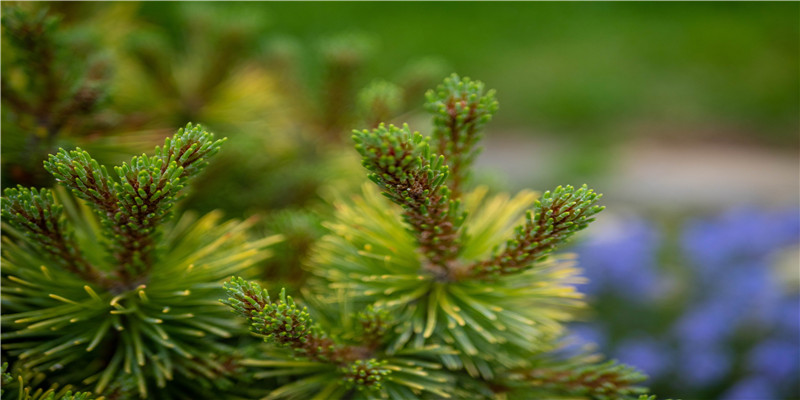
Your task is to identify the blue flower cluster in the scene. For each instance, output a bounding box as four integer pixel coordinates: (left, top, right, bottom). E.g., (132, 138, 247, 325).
(570, 207, 800, 399)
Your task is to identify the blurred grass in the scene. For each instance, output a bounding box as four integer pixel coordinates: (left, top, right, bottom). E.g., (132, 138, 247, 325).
(194, 2, 797, 145)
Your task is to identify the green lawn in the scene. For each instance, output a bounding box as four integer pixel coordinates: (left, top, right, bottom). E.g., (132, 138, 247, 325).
(236, 2, 798, 144)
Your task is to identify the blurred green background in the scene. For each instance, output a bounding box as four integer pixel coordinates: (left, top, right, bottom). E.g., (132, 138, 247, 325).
(260, 2, 798, 143)
(46, 1, 800, 207)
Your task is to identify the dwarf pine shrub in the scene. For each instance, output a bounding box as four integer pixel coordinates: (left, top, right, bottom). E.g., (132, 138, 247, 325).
(1, 124, 279, 398)
(222, 74, 663, 399)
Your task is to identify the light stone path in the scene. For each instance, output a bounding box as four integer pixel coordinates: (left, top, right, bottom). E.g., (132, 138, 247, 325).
(476, 132, 799, 212)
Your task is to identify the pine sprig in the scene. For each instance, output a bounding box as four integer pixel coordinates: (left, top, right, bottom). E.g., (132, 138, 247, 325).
(43, 123, 225, 280)
(43, 147, 118, 220)
(222, 277, 371, 364)
(1, 186, 107, 286)
(510, 360, 648, 400)
(352, 123, 465, 278)
(249, 287, 317, 347)
(221, 277, 456, 398)
(340, 359, 390, 392)
(470, 184, 604, 278)
(356, 305, 392, 349)
(336, 77, 608, 383)
(1, 363, 103, 400)
(425, 73, 498, 197)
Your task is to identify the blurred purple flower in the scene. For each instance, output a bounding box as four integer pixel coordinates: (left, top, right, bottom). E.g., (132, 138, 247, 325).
(674, 298, 740, 346)
(574, 217, 663, 299)
(748, 338, 800, 384)
(768, 208, 800, 247)
(570, 323, 607, 347)
(720, 376, 776, 400)
(773, 297, 800, 336)
(710, 260, 782, 324)
(613, 337, 671, 380)
(556, 324, 608, 359)
(678, 345, 731, 387)
(681, 207, 800, 279)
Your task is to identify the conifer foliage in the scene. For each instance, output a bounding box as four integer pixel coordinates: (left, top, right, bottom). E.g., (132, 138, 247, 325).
(1, 124, 279, 398)
(1, 362, 101, 400)
(223, 75, 652, 399)
(1, 6, 116, 189)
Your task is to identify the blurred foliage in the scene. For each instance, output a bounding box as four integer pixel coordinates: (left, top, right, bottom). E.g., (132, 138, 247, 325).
(0, 4, 157, 189)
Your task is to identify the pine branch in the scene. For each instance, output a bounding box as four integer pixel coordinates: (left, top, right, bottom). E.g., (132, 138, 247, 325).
(43, 123, 225, 281)
(425, 74, 498, 198)
(352, 123, 466, 278)
(1, 363, 103, 400)
(340, 359, 390, 392)
(215, 72, 659, 399)
(222, 277, 390, 391)
(469, 184, 604, 279)
(356, 305, 392, 350)
(1, 186, 109, 286)
(222, 277, 371, 364)
(512, 360, 647, 400)
(43, 148, 117, 216)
